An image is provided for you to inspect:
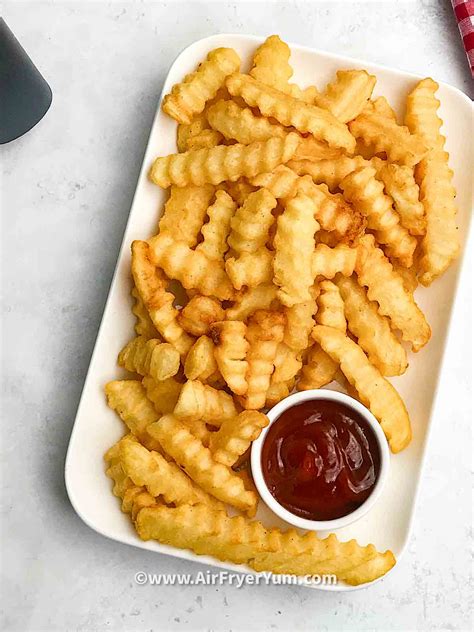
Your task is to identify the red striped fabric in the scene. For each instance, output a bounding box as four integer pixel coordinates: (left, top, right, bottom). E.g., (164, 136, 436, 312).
(451, 0, 474, 75)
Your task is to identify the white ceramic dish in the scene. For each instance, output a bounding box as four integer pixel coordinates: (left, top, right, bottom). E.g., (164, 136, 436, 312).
(250, 390, 390, 532)
(65, 34, 473, 592)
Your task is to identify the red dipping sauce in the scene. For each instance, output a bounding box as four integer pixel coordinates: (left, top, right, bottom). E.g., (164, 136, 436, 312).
(261, 400, 380, 521)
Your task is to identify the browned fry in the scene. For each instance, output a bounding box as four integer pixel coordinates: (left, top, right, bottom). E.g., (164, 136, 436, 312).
(148, 232, 234, 300)
(209, 410, 269, 466)
(131, 241, 193, 357)
(240, 310, 286, 409)
(210, 321, 249, 396)
(178, 296, 225, 337)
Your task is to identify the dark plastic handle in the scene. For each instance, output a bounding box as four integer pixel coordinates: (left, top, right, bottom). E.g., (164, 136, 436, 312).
(0, 18, 52, 144)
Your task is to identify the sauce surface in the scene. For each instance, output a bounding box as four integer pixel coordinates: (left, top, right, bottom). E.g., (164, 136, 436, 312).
(261, 399, 380, 521)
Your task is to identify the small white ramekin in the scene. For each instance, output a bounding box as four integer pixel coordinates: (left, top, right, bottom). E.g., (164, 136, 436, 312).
(251, 389, 390, 531)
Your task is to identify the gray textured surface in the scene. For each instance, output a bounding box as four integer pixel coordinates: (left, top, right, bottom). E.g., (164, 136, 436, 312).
(1, 2, 472, 631)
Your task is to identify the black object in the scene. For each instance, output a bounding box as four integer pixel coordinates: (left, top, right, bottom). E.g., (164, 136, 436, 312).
(0, 18, 52, 144)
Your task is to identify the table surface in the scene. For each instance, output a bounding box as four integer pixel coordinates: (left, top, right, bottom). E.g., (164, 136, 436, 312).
(1, 2, 472, 631)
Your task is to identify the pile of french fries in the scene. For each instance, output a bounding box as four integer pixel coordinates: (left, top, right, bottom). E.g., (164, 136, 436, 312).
(104, 35, 459, 586)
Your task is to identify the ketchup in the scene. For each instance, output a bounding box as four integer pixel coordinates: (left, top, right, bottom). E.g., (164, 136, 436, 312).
(261, 400, 380, 521)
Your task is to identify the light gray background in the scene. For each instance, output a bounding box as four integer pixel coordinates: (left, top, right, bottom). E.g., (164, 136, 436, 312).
(1, 1, 472, 631)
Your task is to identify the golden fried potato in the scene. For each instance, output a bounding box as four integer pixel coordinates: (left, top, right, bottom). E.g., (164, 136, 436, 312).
(186, 129, 223, 150)
(289, 155, 369, 192)
(241, 310, 285, 409)
(274, 191, 319, 306)
(372, 160, 425, 236)
(265, 379, 294, 407)
(163, 47, 240, 124)
(209, 410, 269, 466)
(173, 379, 237, 424)
(226, 283, 278, 321)
(121, 439, 223, 509)
(336, 275, 408, 376)
(314, 69, 376, 123)
(299, 280, 345, 389)
(210, 321, 249, 396)
(131, 240, 193, 357)
(196, 190, 236, 261)
(228, 188, 277, 255)
(356, 235, 431, 351)
(252, 166, 365, 243)
(365, 96, 397, 121)
(148, 232, 234, 300)
(312, 242, 359, 279)
(283, 298, 317, 352)
(226, 73, 355, 152)
(349, 110, 427, 167)
(207, 99, 287, 144)
(177, 295, 225, 337)
(405, 78, 459, 285)
(105, 380, 162, 452)
(136, 504, 395, 585)
(177, 111, 209, 153)
(159, 184, 215, 246)
(340, 166, 417, 268)
(271, 343, 302, 384)
(249, 35, 318, 102)
(105, 435, 157, 519)
(312, 325, 412, 452)
(225, 248, 274, 290)
(223, 179, 257, 206)
(131, 287, 159, 340)
(142, 375, 182, 415)
(147, 415, 257, 513)
(184, 335, 219, 382)
(149, 134, 300, 188)
(118, 336, 180, 382)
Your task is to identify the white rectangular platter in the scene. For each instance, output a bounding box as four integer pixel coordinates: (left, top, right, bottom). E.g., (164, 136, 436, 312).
(65, 34, 473, 592)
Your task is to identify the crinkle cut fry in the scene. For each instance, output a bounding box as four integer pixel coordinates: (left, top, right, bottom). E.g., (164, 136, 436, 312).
(298, 280, 345, 390)
(177, 295, 225, 337)
(313, 69, 376, 123)
(355, 235, 431, 352)
(227, 188, 277, 255)
(136, 504, 396, 585)
(148, 232, 234, 300)
(340, 166, 417, 268)
(226, 284, 278, 321)
(225, 248, 274, 291)
(105, 380, 163, 451)
(147, 415, 257, 513)
(240, 310, 286, 409)
(274, 191, 319, 307)
(335, 275, 408, 377)
(372, 161, 425, 236)
(349, 110, 427, 167)
(162, 47, 240, 124)
(312, 325, 412, 452)
(120, 438, 224, 510)
(226, 73, 356, 152)
(105, 435, 157, 520)
(196, 190, 236, 261)
(405, 78, 459, 285)
(131, 287, 159, 340)
(149, 134, 300, 188)
(131, 240, 193, 357)
(159, 184, 215, 247)
(249, 34, 318, 102)
(209, 410, 269, 466)
(142, 375, 182, 415)
(118, 336, 180, 382)
(210, 321, 249, 396)
(251, 166, 365, 243)
(184, 335, 219, 382)
(173, 379, 237, 425)
(288, 156, 369, 193)
(312, 242, 359, 279)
